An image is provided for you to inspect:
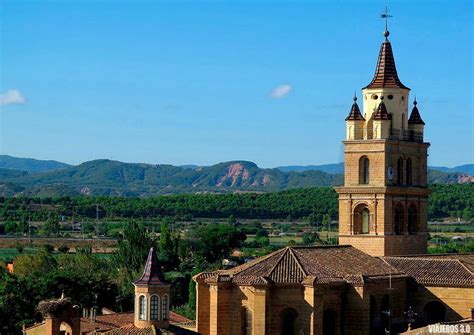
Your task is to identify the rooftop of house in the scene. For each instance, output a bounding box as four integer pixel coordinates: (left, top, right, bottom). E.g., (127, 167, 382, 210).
(25, 310, 194, 335)
(195, 245, 406, 286)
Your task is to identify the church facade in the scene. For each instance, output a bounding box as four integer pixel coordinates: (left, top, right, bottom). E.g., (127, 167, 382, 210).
(193, 27, 474, 335)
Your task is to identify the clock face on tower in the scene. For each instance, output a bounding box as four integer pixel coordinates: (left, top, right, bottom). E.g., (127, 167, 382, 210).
(387, 166, 395, 181)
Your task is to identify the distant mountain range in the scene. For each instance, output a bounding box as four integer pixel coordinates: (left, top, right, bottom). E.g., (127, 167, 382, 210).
(0, 155, 472, 197)
(277, 163, 344, 174)
(0, 155, 71, 173)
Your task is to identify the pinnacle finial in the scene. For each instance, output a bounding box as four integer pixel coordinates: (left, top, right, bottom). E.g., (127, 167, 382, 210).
(353, 92, 357, 102)
(414, 96, 418, 106)
(381, 6, 392, 40)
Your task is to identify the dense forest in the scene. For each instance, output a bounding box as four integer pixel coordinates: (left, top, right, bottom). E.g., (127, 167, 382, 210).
(0, 184, 473, 224)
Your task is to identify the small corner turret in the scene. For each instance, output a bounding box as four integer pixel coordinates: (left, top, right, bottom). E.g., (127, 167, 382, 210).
(133, 247, 171, 329)
(408, 98, 425, 142)
(345, 95, 365, 140)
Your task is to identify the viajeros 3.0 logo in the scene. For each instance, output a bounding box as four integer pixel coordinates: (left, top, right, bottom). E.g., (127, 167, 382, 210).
(428, 323, 471, 333)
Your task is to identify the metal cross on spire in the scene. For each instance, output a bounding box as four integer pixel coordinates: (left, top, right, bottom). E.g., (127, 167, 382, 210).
(381, 6, 392, 39)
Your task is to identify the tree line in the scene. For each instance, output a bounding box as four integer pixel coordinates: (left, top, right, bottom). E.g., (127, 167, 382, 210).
(0, 184, 472, 225)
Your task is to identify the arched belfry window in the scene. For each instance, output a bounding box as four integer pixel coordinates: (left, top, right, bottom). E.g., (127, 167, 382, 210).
(406, 158, 413, 185)
(397, 157, 404, 185)
(241, 307, 252, 335)
(408, 205, 417, 235)
(354, 204, 370, 235)
(359, 156, 370, 184)
(162, 294, 169, 320)
(394, 205, 404, 235)
(150, 295, 160, 320)
(139, 295, 147, 320)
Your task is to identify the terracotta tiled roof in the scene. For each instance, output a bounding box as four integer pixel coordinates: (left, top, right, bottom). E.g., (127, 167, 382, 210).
(408, 100, 425, 125)
(364, 39, 409, 90)
(373, 100, 390, 120)
(134, 247, 168, 286)
(101, 324, 197, 335)
(201, 246, 402, 286)
(80, 311, 192, 334)
(81, 312, 134, 333)
(383, 254, 474, 287)
(417, 253, 474, 272)
(345, 97, 365, 121)
(101, 324, 155, 334)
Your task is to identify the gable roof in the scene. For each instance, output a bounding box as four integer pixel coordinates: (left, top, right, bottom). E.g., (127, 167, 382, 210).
(133, 247, 168, 286)
(197, 246, 403, 286)
(383, 254, 474, 287)
(364, 39, 409, 90)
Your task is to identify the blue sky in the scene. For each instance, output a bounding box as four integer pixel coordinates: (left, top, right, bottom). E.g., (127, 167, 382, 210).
(0, 0, 472, 167)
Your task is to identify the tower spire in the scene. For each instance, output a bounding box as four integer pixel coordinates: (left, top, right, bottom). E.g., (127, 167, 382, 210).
(363, 8, 409, 90)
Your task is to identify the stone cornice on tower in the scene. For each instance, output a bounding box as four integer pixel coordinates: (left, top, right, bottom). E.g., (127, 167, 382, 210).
(363, 38, 410, 90)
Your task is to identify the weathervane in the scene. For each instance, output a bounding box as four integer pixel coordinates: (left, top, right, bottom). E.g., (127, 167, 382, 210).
(381, 6, 392, 39)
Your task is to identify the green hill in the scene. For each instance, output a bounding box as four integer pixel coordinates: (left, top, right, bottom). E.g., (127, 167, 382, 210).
(0, 157, 470, 197)
(0, 155, 70, 173)
(0, 159, 342, 196)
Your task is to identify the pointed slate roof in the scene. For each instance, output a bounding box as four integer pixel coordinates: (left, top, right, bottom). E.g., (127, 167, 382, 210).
(345, 96, 365, 121)
(196, 246, 403, 286)
(364, 38, 409, 90)
(373, 100, 390, 120)
(408, 99, 425, 125)
(133, 247, 168, 286)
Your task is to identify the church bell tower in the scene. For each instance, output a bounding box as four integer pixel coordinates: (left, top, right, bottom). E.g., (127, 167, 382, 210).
(336, 23, 430, 256)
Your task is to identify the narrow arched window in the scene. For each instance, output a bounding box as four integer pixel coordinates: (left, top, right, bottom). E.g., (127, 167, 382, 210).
(408, 206, 417, 235)
(397, 157, 403, 185)
(139, 295, 147, 320)
(394, 205, 404, 235)
(150, 295, 160, 320)
(162, 294, 169, 320)
(353, 205, 370, 235)
(406, 158, 412, 185)
(359, 156, 370, 184)
(281, 308, 298, 335)
(362, 208, 370, 234)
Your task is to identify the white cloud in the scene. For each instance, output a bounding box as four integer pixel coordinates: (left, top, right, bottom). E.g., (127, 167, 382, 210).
(0, 89, 26, 106)
(269, 84, 292, 99)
